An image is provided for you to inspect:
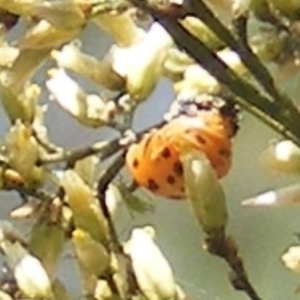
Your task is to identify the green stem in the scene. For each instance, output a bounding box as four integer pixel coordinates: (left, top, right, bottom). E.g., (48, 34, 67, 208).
(187, 0, 289, 104)
(38, 120, 167, 166)
(151, 15, 300, 145)
(206, 235, 264, 300)
(186, 0, 300, 135)
(38, 139, 121, 166)
(97, 152, 125, 253)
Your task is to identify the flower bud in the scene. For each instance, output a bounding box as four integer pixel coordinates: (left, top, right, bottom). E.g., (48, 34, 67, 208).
(242, 184, 300, 207)
(260, 140, 300, 175)
(5, 120, 45, 188)
(52, 43, 125, 90)
(31, 1, 85, 30)
(72, 228, 110, 278)
(0, 291, 13, 300)
(93, 11, 145, 47)
(0, 76, 40, 123)
(2, 241, 53, 299)
(94, 279, 112, 300)
(232, 0, 252, 17)
(46, 68, 116, 127)
(0, 0, 33, 16)
(2, 168, 24, 190)
(181, 16, 222, 49)
(60, 170, 108, 244)
(29, 220, 65, 278)
(174, 64, 221, 96)
(10, 201, 40, 219)
(174, 49, 246, 96)
(124, 226, 176, 300)
(181, 151, 228, 234)
(19, 19, 79, 50)
(104, 184, 122, 216)
(163, 48, 193, 80)
(282, 246, 300, 274)
(112, 22, 173, 101)
(0, 45, 19, 68)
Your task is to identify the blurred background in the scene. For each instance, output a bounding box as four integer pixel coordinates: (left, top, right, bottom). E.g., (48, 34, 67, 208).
(1, 18, 300, 300)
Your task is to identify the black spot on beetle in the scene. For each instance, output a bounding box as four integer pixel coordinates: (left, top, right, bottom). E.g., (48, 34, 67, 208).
(148, 179, 159, 191)
(195, 134, 207, 144)
(161, 147, 171, 159)
(166, 175, 176, 185)
(173, 161, 183, 176)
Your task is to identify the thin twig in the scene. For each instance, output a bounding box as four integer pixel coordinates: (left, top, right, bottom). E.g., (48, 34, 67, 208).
(186, 0, 298, 112)
(32, 129, 63, 154)
(38, 120, 167, 166)
(205, 233, 264, 300)
(146, 13, 300, 145)
(96, 151, 140, 298)
(15, 186, 55, 202)
(97, 151, 126, 253)
(38, 139, 121, 166)
(232, 13, 248, 47)
(127, 0, 300, 144)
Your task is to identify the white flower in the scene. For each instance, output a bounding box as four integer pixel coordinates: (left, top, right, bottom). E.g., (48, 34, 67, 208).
(124, 227, 176, 300)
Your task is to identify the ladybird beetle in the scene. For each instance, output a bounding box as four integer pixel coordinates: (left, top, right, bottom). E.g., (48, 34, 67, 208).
(126, 95, 238, 199)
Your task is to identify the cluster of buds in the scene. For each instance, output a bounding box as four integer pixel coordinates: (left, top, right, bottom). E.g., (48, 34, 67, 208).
(0, 0, 300, 299)
(0, 0, 299, 130)
(0, 221, 54, 299)
(233, 0, 300, 22)
(0, 0, 297, 131)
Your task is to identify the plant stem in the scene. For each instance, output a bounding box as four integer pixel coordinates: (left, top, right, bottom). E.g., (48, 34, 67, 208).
(97, 151, 126, 253)
(206, 233, 264, 300)
(150, 14, 300, 145)
(126, 0, 300, 145)
(186, 0, 295, 109)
